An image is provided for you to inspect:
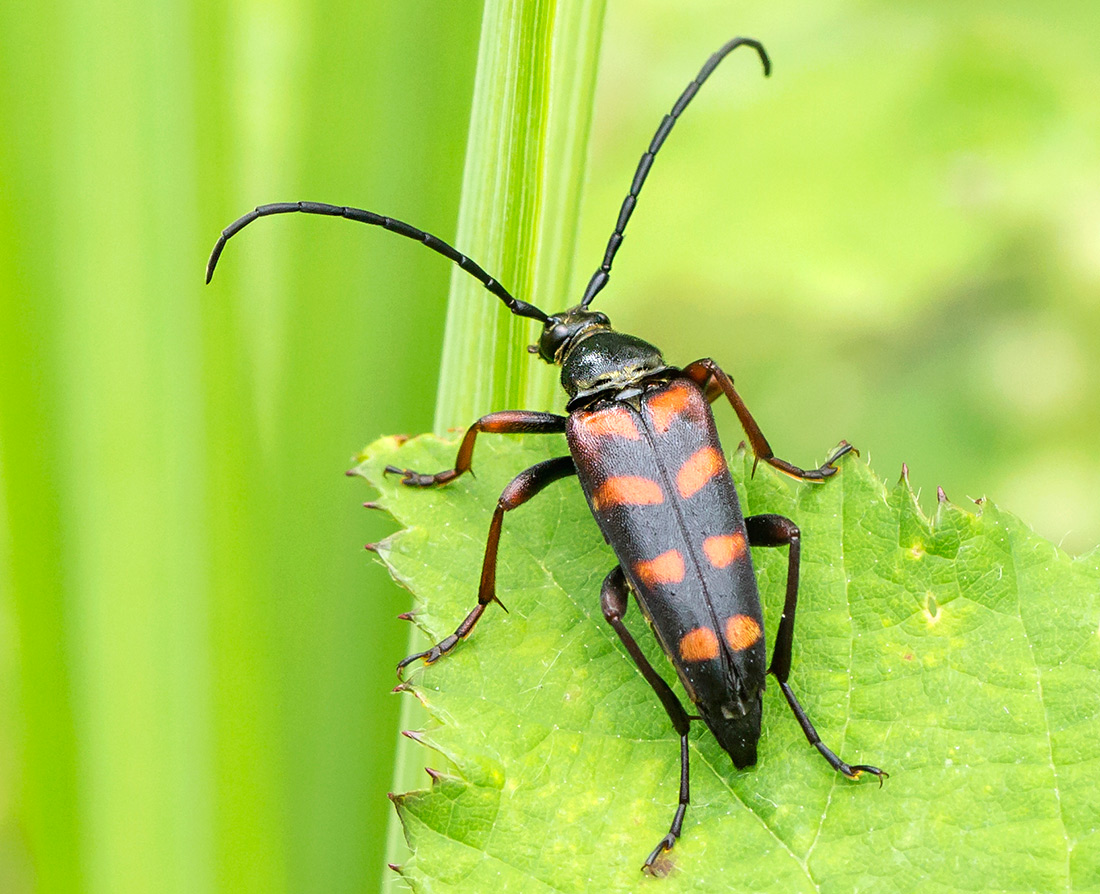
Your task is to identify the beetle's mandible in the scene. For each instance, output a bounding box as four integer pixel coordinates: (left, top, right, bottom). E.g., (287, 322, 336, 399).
(207, 36, 886, 871)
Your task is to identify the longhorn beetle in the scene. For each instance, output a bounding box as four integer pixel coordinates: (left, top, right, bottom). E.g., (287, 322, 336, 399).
(207, 36, 886, 871)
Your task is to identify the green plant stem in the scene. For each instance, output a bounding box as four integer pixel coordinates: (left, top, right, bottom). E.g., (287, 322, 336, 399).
(385, 0, 606, 885)
(433, 0, 607, 430)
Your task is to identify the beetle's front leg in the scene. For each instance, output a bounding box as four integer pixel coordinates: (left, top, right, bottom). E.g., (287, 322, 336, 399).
(385, 410, 566, 486)
(599, 566, 693, 873)
(397, 455, 576, 675)
(682, 358, 854, 481)
(745, 513, 887, 783)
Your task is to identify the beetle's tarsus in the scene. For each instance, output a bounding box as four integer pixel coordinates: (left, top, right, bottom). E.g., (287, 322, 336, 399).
(789, 440, 856, 482)
(384, 465, 461, 488)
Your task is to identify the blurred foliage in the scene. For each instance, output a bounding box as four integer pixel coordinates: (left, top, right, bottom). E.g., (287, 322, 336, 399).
(1, 0, 1098, 893)
(1, 2, 479, 892)
(579, 1, 1100, 555)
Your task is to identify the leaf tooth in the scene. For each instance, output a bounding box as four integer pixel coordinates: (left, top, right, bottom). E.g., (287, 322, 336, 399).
(364, 534, 395, 556)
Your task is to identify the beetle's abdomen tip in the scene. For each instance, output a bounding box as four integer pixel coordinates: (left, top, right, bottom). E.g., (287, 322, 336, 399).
(721, 721, 759, 768)
(729, 743, 758, 770)
(703, 691, 762, 768)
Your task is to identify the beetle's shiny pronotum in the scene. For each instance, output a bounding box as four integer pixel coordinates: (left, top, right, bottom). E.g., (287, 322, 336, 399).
(207, 36, 886, 871)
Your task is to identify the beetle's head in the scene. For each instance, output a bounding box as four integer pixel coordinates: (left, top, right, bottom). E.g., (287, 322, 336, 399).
(532, 306, 611, 365)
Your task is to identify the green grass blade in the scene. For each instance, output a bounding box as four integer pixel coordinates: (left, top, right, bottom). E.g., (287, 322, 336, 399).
(384, 0, 608, 886)
(433, 0, 608, 429)
(1, 4, 481, 893)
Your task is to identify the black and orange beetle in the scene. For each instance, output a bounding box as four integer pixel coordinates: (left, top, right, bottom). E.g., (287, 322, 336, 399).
(207, 36, 886, 870)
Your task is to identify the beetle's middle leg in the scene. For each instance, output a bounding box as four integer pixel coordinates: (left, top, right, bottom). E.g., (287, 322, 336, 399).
(682, 358, 853, 481)
(745, 513, 887, 783)
(600, 566, 693, 872)
(386, 410, 566, 486)
(397, 455, 575, 675)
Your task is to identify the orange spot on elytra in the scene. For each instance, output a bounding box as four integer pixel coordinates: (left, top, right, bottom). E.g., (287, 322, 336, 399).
(724, 614, 762, 651)
(592, 476, 664, 510)
(677, 447, 725, 499)
(634, 550, 685, 586)
(578, 407, 641, 441)
(703, 532, 747, 568)
(679, 627, 720, 662)
(646, 381, 694, 433)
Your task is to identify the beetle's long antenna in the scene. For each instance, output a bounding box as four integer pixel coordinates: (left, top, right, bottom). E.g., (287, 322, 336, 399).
(206, 201, 550, 324)
(580, 37, 771, 309)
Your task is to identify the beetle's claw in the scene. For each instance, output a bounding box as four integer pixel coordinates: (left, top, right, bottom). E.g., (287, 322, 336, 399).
(846, 764, 888, 787)
(395, 648, 436, 678)
(642, 833, 677, 874)
(825, 440, 857, 465)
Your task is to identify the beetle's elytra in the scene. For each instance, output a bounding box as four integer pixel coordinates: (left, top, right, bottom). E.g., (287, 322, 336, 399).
(208, 36, 886, 872)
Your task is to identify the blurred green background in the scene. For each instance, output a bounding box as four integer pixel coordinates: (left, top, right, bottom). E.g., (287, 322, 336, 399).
(2, 1, 1097, 892)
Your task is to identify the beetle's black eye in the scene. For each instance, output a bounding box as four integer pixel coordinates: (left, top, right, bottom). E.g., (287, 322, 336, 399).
(552, 324, 570, 344)
(593, 313, 610, 326)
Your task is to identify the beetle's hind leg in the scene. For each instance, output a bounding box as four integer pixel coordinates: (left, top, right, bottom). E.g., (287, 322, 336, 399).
(385, 410, 566, 486)
(600, 566, 692, 872)
(746, 513, 887, 783)
(683, 358, 855, 481)
(397, 455, 575, 675)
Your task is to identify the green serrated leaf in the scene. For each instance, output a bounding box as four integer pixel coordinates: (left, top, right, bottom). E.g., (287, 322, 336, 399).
(356, 435, 1100, 892)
